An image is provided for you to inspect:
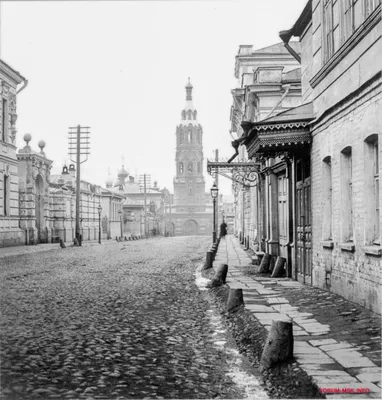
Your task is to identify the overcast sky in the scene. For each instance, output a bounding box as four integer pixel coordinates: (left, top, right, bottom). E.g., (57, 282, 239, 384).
(0, 0, 306, 195)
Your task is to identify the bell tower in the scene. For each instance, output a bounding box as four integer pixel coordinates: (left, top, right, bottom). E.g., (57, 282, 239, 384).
(173, 79, 206, 210)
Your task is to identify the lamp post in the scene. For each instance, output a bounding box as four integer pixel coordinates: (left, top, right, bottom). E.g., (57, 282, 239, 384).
(97, 204, 102, 244)
(210, 183, 219, 243)
(118, 209, 123, 239)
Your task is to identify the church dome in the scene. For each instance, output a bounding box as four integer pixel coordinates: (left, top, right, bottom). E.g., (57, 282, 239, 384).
(118, 165, 128, 178)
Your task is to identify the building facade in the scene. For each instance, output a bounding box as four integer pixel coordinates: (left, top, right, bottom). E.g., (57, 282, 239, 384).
(0, 60, 27, 247)
(171, 79, 213, 236)
(237, 0, 381, 313)
(229, 43, 302, 255)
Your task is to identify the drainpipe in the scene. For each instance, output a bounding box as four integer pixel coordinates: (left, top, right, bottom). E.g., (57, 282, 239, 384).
(17, 79, 29, 94)
(279, 30, 301, 64)
(266, 84, 291, 119)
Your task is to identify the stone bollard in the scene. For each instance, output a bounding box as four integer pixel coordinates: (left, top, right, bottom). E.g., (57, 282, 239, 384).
(215, 263, 228, 284)
(259, 253, 271, 273)
(59, 239, 66, 249)
(206, 276, 223, 288)
(260, 318, 293, 373)
(73, 238, 79, 247)
(271, 257, 286, 278)
(227, 288, 244, 312)
(204, 251, 213, 269)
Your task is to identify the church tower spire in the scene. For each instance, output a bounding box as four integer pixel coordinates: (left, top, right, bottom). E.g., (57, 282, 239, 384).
(174, 79, 205, 209)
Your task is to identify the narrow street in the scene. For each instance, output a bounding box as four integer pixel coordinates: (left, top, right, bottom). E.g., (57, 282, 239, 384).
(0, 237, 265, 400)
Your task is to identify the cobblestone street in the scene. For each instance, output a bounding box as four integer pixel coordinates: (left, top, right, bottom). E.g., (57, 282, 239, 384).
(0, 237, 265, 400)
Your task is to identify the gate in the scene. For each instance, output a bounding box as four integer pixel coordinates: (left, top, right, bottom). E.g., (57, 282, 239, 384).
(296, 157, 312, 284)
(278, 173, 289, 261)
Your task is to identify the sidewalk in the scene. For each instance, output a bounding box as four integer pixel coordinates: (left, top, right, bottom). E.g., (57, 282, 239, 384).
(213, 235, 381, 399)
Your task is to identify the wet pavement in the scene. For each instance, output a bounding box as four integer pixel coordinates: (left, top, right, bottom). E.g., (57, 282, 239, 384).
(0, 236, 266, 400)
(214, 235, 382, 399)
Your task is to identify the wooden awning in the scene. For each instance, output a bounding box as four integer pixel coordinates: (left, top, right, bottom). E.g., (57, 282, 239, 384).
(242, 102, 314, 158)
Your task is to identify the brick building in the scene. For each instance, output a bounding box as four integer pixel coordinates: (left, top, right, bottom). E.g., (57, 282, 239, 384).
(238, 0, 381, 313)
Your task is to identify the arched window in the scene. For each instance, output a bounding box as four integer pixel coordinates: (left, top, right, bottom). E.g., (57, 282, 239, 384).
(188, 186, 192, 195)
(340, 146, 353, 241)
(179, 162, 184, 174)
(364, 134, 379, 244)
(188, 162, 193, 173)
(193, 110, 197, 120)
(187, 110, 192, 120)
(181, 110, 186, 120)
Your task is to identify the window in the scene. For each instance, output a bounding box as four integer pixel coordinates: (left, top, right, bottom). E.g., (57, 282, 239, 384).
(188, 162, 193, 173)
(197, 162, 201, 173)
(322, 0, 381, 64)
(1, 98, 8, 142)
(341, 146, 353, 241)
(179, 132, 183, 144)
(323, 0, 340, 61)
(3, 174, 9, 216)
(188, 185, 192, 196)
(179, 162, 184, 174)
(322, 156, 333, 240)
(364, 134, 380, 244)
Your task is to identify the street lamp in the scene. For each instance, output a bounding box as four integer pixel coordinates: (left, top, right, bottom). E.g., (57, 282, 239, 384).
(118, 209, 123, 239)
(210, 183, 219, 243)
(97, 204, 102, 244)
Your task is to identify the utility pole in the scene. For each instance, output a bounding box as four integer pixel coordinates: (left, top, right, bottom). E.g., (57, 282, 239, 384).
(215, 149, 219, 237)
(144, 174, 147, 237)
(69, 125, 90, 245)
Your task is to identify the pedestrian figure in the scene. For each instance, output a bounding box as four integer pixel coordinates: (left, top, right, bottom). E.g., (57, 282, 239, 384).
(220, 219, 228, 239)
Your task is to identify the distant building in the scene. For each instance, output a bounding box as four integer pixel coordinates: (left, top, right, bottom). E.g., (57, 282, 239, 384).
(169, 79, 213, 236)
(0, 59, 27, 247)
(221, 195, 235, 235)
(105, 166, 166, 236)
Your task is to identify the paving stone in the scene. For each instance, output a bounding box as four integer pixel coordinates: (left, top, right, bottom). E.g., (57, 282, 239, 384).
(356, 373, 382, 383)
(311, 375, 359, 384)
(303, 370, 350, 376)
(244, 304, 274, 313)
(266, 297, 290, 305)
(327, 350, 377, 368)
(319, 342, 354, 352)
(310, 339, 338, 346)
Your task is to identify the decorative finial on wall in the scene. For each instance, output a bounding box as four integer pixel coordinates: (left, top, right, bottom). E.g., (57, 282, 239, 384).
(23, 133, 32, 146)
(38, 140, 46, 155)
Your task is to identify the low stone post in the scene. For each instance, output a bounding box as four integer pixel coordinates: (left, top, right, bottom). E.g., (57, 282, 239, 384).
(227, 288, 244, 312)
(73, 238, 79, 246)
(204, 251, 213, 269)
(260, 318, 294, 373)
(59, 239, 66, 249)
(259, 253, 271, 273)
(271, 257, 286, 278)
(215, 263, 228, 284)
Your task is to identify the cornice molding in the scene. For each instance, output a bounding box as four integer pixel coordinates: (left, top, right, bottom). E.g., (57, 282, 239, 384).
(0, 61, 25, 85)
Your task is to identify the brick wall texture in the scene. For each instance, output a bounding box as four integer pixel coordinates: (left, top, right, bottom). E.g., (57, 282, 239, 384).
(311, 79, 381, 314)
